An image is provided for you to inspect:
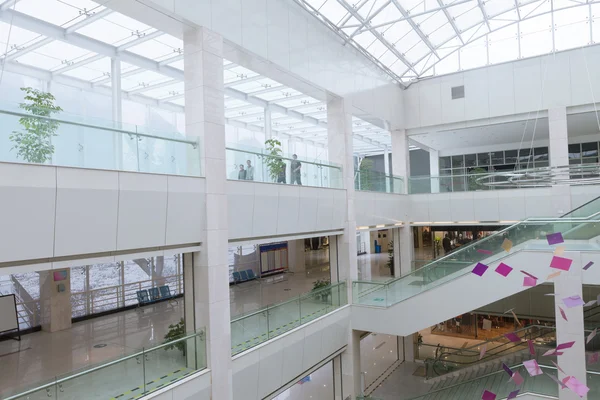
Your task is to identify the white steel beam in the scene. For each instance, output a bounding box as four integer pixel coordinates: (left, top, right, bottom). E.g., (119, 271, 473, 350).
(127, 78, 178, 95)
(390, 0, 438, 57)
(158, 93, 184, 103)
(93, 67, 143, 86)
(437, 0, 464, 45)
(349, 0, 391, 38)
(117, 30, 164, 52)
(65, 8, 113, 34)
(2, 37, 53, 61)
(0, 0, 20, 11)
(52, 53, 105, 76)
(158, 54, 184, 66)
(225, 74, 263, 87)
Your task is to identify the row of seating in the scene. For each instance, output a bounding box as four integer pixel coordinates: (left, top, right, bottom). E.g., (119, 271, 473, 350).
(232, 269, 258, 284)
(136, 285, 178, 309)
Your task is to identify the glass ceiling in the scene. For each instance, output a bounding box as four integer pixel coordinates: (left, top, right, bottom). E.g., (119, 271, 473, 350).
(296, 0, 600, 83)
(0, 0, 398, 155)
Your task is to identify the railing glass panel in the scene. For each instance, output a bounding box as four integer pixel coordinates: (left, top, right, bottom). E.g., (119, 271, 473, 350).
(354, 168, 404, 194)
(4, 329, 206, 400)
(226, 144, 342, 188)
(231, 282, 347, 355)
(0, 105, 200, 176)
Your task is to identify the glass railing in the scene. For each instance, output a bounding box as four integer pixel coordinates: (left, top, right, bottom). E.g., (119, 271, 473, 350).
(424, 325, 556, 379)
(226, 144, 342, 188)
(3, 329, 206, 400)
(230, 281, 347, 355)
(408, 163, 600, 194)
(353, 212, 600, 308)
(0, 104, 201, 176)
(409, 363, 563, 399)
(355, 168, 404, 194)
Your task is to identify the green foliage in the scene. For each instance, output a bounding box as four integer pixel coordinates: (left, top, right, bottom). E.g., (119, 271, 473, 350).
(164, 318, 186, 354)
(386, 240, 394, 271)
(358, 158, 374, 190)
(261, 138, 286, 181)
(312, 279, 330, 291)
(468, 167, 488, 190)
(9, 87, 63, 163)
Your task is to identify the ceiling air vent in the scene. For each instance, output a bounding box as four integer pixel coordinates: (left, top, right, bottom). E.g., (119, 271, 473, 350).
(451, 85, 465, 99)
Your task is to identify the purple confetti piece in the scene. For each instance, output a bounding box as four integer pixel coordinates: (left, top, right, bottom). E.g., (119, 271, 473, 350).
(477, 249, 493, 255)
(472, 262, 489, 277)
(508, 389, 520, 399)
(502, 362, 513, 377)
(495, 263, 513, 277)
(550, 256, 573, 271)
(584, 261, 594, 270)
(504, 332, 521, 343)
(547, 232, 564, 245)
(481, 390, 496, 400)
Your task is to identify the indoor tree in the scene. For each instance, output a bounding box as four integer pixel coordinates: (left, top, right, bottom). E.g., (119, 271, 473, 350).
(9, 87, 63, 163)
(262, 138, 286, 181)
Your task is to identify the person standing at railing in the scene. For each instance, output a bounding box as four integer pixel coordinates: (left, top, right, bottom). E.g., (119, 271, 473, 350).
(245, 160, 254, 181)
(291, 154, 302, 185)
(238, 164, 246, 180)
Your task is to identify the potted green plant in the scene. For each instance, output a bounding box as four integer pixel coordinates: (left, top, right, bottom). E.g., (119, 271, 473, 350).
(261, 138, 286, 182)
(468, 167, 488, 191)
(10, 87, 63, 163)
(312, 279, 330, 302)
(385, 240, 395, 276)
(357, 158, 374, 190)
(163, 318, 186, 356)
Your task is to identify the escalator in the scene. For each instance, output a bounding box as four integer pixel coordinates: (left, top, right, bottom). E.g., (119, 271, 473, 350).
(352, 196, 600, 337)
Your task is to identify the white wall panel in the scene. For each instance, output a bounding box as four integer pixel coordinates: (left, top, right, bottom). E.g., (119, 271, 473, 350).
(0, 163, 56, 263)
(332, 190, 347, 228)
(419, 82, 442, 126)
(251, 183, 280, 237)
(212, 0, 242, 46)
(315, 188, 335, 231)
(449, 192, 475, 222)
(232, 307, 350, 400)
(497, 189, 527, 221)
(241, 0, 268, 60)
(463, 68, 489, 121)
(488, 63, 515, 118)
(145, 371, 211, 400)
(541, 52, 571, 109)
(472, 192, 500, 222)
(228, 181, 255, 238)
(355, 192, 376, 227)
(266, 0, 290, 71)
(296, 186, 319, 233)
(523, 187, 554, 218)
(54, 168, 118, 257)
(408, 194, 430, 222)
(570, 184, 600, 211)
(117, 172, 168, 250)
(165, 176, 206, 245)
(513, 58, 542, 114)
(403, 86, 421, 128)
(428, 193, 451, 222)
(276, 185, 300, 235)
(440, 75, 466, 124)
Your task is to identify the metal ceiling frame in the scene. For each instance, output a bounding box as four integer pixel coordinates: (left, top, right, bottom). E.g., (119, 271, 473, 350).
(0, 2, 391, 154)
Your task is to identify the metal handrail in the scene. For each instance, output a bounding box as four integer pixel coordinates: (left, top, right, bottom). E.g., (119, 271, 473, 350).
(3, 329, 204, 400)
(0, 108, 198, 146)
(226, 146, 342, 169)
(230, 281, 347, 323)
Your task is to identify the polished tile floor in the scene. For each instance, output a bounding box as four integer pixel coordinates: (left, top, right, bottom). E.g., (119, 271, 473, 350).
(0, 250, 387, 398)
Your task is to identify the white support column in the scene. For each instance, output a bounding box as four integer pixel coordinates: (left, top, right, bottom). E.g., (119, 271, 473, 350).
(111, 58, 123, 170)
(183, 27, 232, 400)
(384, 146, 390, 192)
(391, 129, 410, 193)
(554, 253, 586, 400)
(264, 107, 272, 140)
(287, 239, 306, 273)
(39, 269, 72, 332)
(548, 106, 572, 215)
(327, 96, 359, 399)
(429, 149, 440, 193)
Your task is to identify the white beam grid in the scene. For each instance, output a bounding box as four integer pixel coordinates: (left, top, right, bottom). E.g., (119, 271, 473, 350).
(437, 0, 464, 45)
(390, 0, 438, 58)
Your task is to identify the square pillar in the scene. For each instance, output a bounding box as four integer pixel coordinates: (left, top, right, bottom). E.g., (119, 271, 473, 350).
(111, 58, 123, 170)
(183, 26, 232, 400)
(287, 239, 306, 273)
(391, 129, 410, 192)
(39, 269, 71, 332)
(548, 107, 572, 215)
(429, 149, 439, 193)
(554, 252, 586, 400)
(384, 146, 390, 192)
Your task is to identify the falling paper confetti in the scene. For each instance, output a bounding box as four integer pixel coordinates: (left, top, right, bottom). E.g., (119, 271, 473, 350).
(511, 371, 524, 386)
(587, 328, 597, 344)
(556, 341, 575, 351)
(554, 246, 565, 256)
(559, 306, 568, 321)
(547, 271, 562, 280)
(507, 389, 520, 399)
(563, 376, 590, 398)
(583, 261, 594, 271)
(551, 360, 566, 375)
(502, 238, 513, 252)
(520, 270, 538, 280)
(584, 300, 597, 308)
(523, 276, 537, 287)
(547, 232, 564, 245)
(563, 295, 585, 308)
(495, 262, 513, 277)
(523, 359, 543, 376)
(528, 339, 535, 355)
(472, 262, 489, 277)
(481, 390, 496, 400)
(502, 363, 513, 377)
(477, 249, 493, 255)
(588, 353, 599, 364)
(505, 332, 521, 343)
(546, 372, 568, 389)
(479, 344, 487, 360)
(510, 310, 522, 327)
(550, 256, 573, 271)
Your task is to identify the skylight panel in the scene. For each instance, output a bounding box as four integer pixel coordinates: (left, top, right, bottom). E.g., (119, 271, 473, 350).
(228, 80, 265, 93)
(126, 37, 173, 60)
(459, 35, 487, 70)
(154, 34, 183, 50)
(488, 9, 518, 30)
(121, 71, 173, 91)
(167, 59, 184, 70)
(14, 50, 62, 69)
(354, 30, 378, 49)
(365, 39, 389, 59)
(519, 0, 551, 20)
(15, 0, 102, 27)
(370, 3, 402, 27)
(428, 22, 455, 47)
(413, 10, 449, 38)
(393, 28, 421, 54)
(77, 12, 151, 47)
(256, 90, 301, 102)
(487, 24, 519, 64)
(453, 3, 485, 32)
(0, 23, 42, 50)
(519, 13, 552, 58)
(482, 0, 516, 17)
(380, 20, 412, 45)
(318, 0, 349, 25)
(168, 98, 185, 107)
(379, 50, 400, 68)
(433, 51, 459, 75)
(143, 82, 184, 99)
(553, 6, 589, 52)
(63, 65, 107, 81)
(357, 0, 386, 19)
(36, 41, 91, 63)
(404, 40, 430, 64)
